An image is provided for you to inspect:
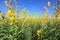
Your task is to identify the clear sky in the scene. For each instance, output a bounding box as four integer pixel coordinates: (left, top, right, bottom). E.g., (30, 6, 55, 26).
(0, 0, 59, 16)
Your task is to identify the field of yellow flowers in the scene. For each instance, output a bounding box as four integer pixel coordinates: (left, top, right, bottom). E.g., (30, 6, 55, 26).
(0, 0, 60, 40)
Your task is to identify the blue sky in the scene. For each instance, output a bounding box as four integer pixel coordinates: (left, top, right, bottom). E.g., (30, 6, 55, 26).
(0, 0, 59, 16)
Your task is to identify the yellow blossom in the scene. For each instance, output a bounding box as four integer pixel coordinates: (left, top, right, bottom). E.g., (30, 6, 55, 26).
(48, 1, 50, 6)
(36, 29, 42, 34)
(58, 14, 60, 17)
(11, 10, 16, 16)
(10, 16, 15, 22)
(56, 13, 60, 17)
(54, 5, 58, 10)
(42, 14, 50, 23)
(22, 13, 26, 17)
(7, 9, 11, 14)
(36, 29, 42, 37)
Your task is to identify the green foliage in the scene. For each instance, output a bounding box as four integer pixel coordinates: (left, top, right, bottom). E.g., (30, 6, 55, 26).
(0, 18, 60, 40)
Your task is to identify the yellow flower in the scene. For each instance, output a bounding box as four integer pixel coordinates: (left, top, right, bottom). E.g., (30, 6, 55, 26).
(44, 17, 49, 22)
(36, 29, 42, 34)
(22, 13, 26, 17)
(10, 16, 15, 22)
(7, 9, 11, 14)
(58, 14, 60, 17)
(42, 19, 49, 23)
(56, 13, 60, 17)
(42, 20, 44, 24)
(42, 14, 50, 23)
(54, 5, 58, 10)
(36, 29, 42, 37)
(11, 10, 16, 16)
(36, 33, 40, 37)
(48, 2, 50, 6)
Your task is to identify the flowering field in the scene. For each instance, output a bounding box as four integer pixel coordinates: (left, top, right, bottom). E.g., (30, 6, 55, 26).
(0, 0, 60, 40)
